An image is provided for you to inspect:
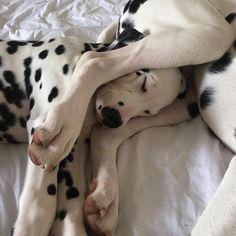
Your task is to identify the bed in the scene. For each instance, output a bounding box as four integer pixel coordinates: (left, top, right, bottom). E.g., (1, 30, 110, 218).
(0, 1, 234, 236)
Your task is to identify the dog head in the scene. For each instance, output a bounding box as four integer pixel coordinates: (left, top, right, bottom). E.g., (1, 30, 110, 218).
(95, 67, 185, 128)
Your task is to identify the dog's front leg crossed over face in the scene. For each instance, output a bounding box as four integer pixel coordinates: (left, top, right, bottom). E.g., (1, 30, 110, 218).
(28, 0, 235, 170)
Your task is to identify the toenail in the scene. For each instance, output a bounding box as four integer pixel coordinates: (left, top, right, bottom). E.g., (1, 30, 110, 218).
(28, 148, 41, 166)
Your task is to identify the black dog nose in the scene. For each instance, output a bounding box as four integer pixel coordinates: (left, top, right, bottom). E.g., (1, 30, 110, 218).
(101, 107, 122, 128)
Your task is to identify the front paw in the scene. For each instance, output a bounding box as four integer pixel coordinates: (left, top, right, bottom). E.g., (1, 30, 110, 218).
(28, 106, 80, 171)
(84, 180, 119, 236)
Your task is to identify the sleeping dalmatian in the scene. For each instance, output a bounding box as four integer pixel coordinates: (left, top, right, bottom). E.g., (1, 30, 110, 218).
(84, 9, 236, 236)
(1, 28, 183, 235)
(2, 0, 236, 235)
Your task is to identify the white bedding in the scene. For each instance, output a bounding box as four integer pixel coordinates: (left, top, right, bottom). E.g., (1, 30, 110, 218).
(0, 1, 234, 236)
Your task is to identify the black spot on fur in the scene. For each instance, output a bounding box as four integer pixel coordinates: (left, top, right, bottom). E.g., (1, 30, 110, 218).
(32, 41, 44, 47)
(66, 187, 79, 200)
(209, 52, 232, 73)
(39, 83, 42, 89)
(0, 103, 16, 126)
(144, 110, 150, 115)
(200, 87, 215, 110)
(7, 41, 27, 47)
(7, 41, 27, 54)
(118, 101, 124, 106)
(66, 153, 74, 162)
(123, 0, 131, 13)
(57, 170, 73, 187)
(55, 45, 65, 55)
(29, 98, 35, 110)
(3, 133, 18, 143)
(0, 81, 3, 91)
(0, 121, 8, 132)
(39, 50, 48, 59)
(59, 159, 67, 169)
(129, 0, 148, 14)
(24, 73, 32, 98)
(19, 117, 26, 128)
(63, 64, 69, 75)
(225, 13, 236, 24)
(35, 69, 42, 82)
(24, 59, 33, 99)
(2, 70, 25, 108)
(48, 87, 58, 102)
(31, 127, 35, 135)
(83, 43, 91, 52)
(7, 46, 18, 54)
(47, 184, 56, 195)
(49, 38, 55, 43)
(2, 86, 25, 108)
(58, 209, 67, 220)
(187, 102, 199, 118)
(121, 18, 134, 29)
(2, 70, 26, 107)
(7, 40, 27, 46)
(24, 57, 32, 68)
(3, 70, 15, 84)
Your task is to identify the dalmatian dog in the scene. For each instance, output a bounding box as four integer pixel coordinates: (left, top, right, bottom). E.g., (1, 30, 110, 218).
(3, 0, 236, 235)
(21, 0, 236, 235)
(0, 26, 184, 236)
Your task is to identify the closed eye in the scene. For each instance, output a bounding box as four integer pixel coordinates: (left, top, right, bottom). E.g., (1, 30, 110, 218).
(144, 110, 151, 115)
(141, 77, 147, 92)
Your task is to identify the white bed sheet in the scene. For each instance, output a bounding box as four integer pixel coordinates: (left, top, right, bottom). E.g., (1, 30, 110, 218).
(0, 1, 234, 236)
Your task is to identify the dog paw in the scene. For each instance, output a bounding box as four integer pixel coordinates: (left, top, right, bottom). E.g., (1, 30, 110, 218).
(28, 105, 81, 171)
(84, 180, 118, 236)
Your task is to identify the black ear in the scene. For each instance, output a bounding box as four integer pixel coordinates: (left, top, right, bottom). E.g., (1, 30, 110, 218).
(108, 28, 145, 50)
(118, 28, 144, 44)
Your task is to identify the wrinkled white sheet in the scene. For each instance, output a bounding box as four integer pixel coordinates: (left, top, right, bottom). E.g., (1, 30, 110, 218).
(0, 1, 234, 236)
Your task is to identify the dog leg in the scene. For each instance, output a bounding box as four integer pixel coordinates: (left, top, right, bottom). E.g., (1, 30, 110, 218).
(97, 22, 117, 43)
(13, 118, 58, 236)
(84, 89, 197, 235)
(30, 18, 234, 170)
(49, 139, 88, 236)
(13, 161, 58, 236)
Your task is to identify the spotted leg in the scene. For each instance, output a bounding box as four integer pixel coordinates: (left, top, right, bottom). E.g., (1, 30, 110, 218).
(84, 85, 197, 235)
(13, 117, 58, 236)
(49, 132, 90, 236)
(29, 17, 234, 171)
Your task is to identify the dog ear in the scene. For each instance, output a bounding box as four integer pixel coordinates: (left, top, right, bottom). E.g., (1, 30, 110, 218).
(118, 28, 145, 43)
(109, 28, 145, 50)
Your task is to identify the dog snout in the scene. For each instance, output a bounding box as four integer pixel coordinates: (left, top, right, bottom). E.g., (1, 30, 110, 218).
(101, 107, 122, 128)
